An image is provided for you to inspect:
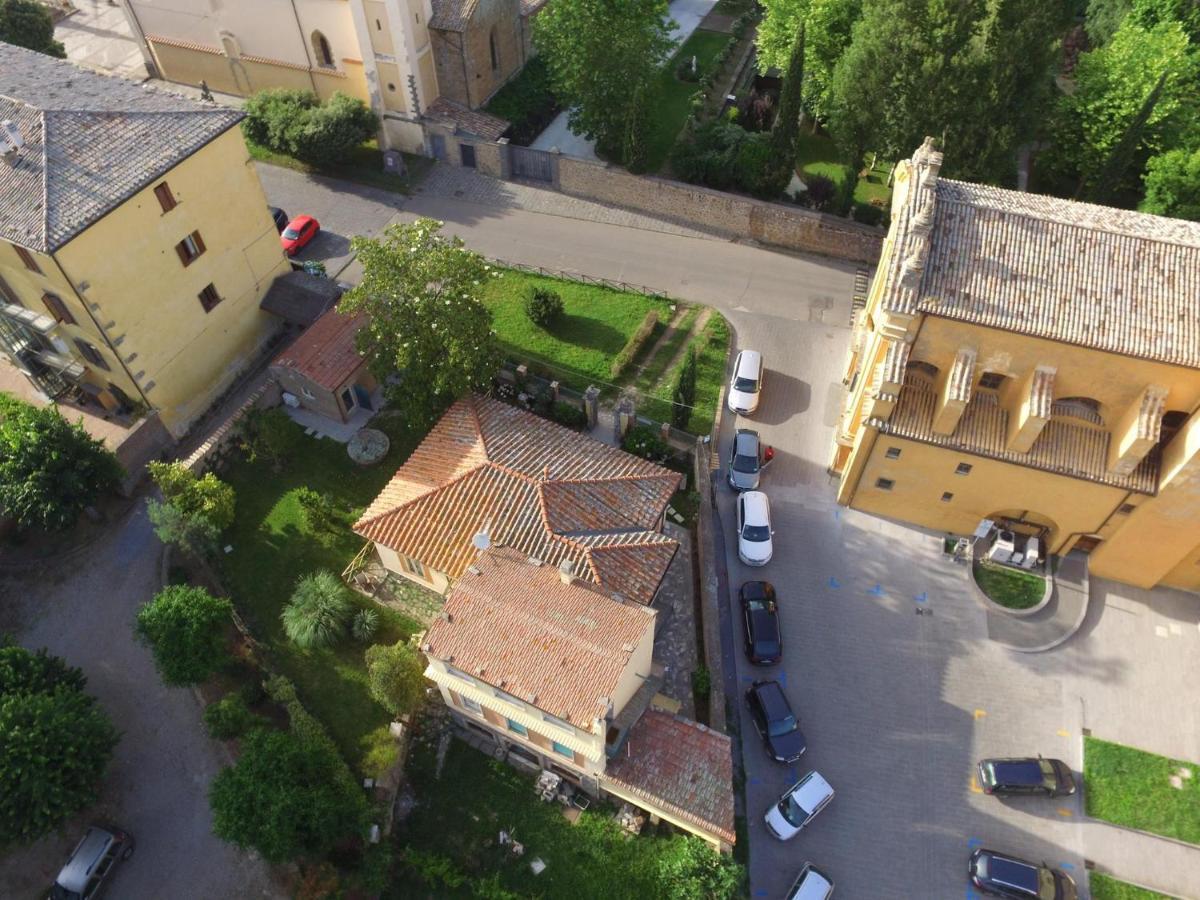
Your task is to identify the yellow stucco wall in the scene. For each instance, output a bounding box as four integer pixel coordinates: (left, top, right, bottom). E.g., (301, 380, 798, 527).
(53, 128, 290, 438)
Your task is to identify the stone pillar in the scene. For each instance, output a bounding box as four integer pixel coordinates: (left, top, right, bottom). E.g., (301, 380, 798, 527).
(933, 347, 976, 436)
(497, 137, 513, 180)
(549, 380, 560, 402)
(660, 421, 671, 442)
(584, 386, 600, 428)
(1108, 384, 1169, 476)
(1005, 366, 1055, 453)
(615, 393, 636, 443)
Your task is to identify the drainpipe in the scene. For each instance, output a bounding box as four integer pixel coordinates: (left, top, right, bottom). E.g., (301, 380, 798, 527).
(287, 0, 321, 94)
(115, 0, 159, 78)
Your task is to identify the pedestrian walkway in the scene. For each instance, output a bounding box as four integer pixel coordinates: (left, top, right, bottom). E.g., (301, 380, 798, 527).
(983, 551, 1091, 652)
(414, 164, 719, 241)
(1083, 819, 1200, 899)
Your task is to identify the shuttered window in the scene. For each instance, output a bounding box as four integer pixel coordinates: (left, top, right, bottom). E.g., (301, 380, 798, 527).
(13, 244, 41, 274)
(174, 231, 206, 266)
(42, 292, 75, 325)
(74, 338, 110, 371)
(197, 283, 221, 312)
(153, 182, 177, 213)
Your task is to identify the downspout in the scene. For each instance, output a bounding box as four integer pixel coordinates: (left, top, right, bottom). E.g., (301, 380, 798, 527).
(49, 255, 151, 408)
(287, 0, 321, 94)
(116, 0, 158, 77)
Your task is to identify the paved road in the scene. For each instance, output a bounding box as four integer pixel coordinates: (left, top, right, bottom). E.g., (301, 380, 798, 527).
(0, 505, 279, 900)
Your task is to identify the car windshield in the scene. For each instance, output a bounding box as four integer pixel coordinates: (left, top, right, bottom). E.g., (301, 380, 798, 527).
(734, 376, 759, 393)
(1039, 868, 1059, 899)
(733, 453, 759, 473)
(1038, 758, 1058, 786)
(768, 714, 797, 737)
(282, 227, 301, 239)
(781, 793, 809, 827)
(743, 524, 770, 542)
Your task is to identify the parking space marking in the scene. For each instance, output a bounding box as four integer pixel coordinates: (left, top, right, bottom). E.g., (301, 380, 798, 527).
(779, 671, 787, 688)
(1057, 728, 1070, 737)
(827, 576, 841, 589)
(868, 583, 884, 596)
(969, 776, 983, 794)
(1056, 808, 1073, 818)
(915, 592, 928, 603)
(967, 837, 982, 849)
(974, 708, 987, 719)
(1059, 862, 1076, 871)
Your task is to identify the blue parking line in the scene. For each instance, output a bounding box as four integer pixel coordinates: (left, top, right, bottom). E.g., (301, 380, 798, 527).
(967, 837, 982, 849)
(741, 675, 756, 683)
(915, 591, 928, 603)
(779, 670, 787, 688)
(755, 890, 769, 897)
(788, 766, 798, 782)
(749, 777, 762, 786)
(869, 583, 883, 596)
(1059, 862, 1076, 871)
(966, 890, 981, 900)
(828, 576, 841, 589)
(834, 508, 840, 520)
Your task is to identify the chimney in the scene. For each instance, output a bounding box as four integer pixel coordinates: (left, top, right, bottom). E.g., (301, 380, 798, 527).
(1, 120, 25, 163)
(558, 559, 575, 585)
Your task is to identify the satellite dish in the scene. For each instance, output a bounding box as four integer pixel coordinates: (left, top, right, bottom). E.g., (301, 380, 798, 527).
(472, 530, 491, 551)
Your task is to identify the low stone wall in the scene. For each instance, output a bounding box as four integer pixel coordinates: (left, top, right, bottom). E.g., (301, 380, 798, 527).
(181, 378, 280, 474)
(113, 412, 175, 494)
(693, 440, 726, 733)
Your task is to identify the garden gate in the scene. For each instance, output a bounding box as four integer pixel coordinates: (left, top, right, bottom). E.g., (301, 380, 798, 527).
(510, 145, 556, 183)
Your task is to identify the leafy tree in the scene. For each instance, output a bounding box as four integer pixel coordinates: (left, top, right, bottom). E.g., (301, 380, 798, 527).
(0, 400, 123, 531)
(281, 571, 353, 649)
(1048, 20, 1197, 197)
(1130, 0, 1200, 40)
(135, 585, 233, 685)
(295, 487, 338, 534)
(1084, 70, 1169, 202)
(241, 89, 377, 165)
(148, 461, 235, 531)
(767, 24, 806, 192)
(209, 728, 368, 862)
(340, 219, 499, 429)
(1140, 146, 1200, 218)
(237, 407, 301, 468)
(203, 693, 259, 740)
(147, 500, 221, 559)
(0, 0, 65, 58)
(671, 347, 698, 429)
(758, 0, 863, 122)
(364, 641, 426, 717)
(656, 836, 745, 899)
(524, 286, 564, 327)
(534, 0, 676, 165)
(1086, 0, 1132, 44)
(756, 0, 806, 75)
(0, 646, 117, 843)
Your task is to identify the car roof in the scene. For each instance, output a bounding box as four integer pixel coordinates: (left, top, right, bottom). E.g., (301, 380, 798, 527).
(985, 853, 1040, 892)
(748, 604, 779, 636)
(741, 491, 769, 518)
(741, 581, 775, 601)
(754, 680, 791, 718)
(734, 430, 760, 453)
(735, 350, 762, 375)
(987, 758, 1045, 785)
(788, 864, 834, 899)
(790, 771, 834, 811)
(55, 828, 115, 891)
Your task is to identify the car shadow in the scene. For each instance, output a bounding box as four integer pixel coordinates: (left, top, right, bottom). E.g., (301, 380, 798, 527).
(296, 230, 351, 262)
(742, 370, 811, 426)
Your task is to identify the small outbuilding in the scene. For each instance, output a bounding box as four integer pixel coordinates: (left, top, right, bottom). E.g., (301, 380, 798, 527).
(269, 307, 377, 424)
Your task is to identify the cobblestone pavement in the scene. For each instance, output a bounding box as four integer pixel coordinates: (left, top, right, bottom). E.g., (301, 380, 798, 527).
(652, 523, 699, 718)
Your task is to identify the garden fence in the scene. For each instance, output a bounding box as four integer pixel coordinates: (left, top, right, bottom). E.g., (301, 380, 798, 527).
(487, 257, 670, 300)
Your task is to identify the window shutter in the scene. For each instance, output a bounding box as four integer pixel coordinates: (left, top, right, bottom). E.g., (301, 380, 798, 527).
(192, 231, 206, 254)
(14, 244, 42, 274)
(42, 293, 75, 325)
(154, 183, 176, 213)
(74, 339, 110, 371)
(175, 241, 190, 265)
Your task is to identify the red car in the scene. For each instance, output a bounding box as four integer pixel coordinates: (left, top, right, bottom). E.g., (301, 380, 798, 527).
(281, 214, 320, 256)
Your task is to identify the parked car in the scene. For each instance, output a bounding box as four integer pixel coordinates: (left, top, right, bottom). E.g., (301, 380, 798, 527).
(746, 679, 806, 763)
(968, 848, 1077, 899)
(765, 770, 834, 841)
(280, 214, 320, 255)
(728, 349, 764, 415)
(740, 581, 781, 665)
(736, 490, 774, 566)
(51, 825, 134, 900)
(785, 863, 835, 899)
(269, 206, 288, 233)
(977, 757, 1077, 798)
(728, 428, 773, 491)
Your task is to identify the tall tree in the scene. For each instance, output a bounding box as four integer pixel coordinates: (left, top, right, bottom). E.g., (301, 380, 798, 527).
(135, 585, 234, 686)
(534, 0, 675, 165)
(1086, 0, 1133, 44)
(0, 0, 65, 58)
(340, 219, 499, 429)
(1140, 146, 1200, 218)
(1130, 0, 1200, 40)
(756, 0, 808, 73)
(1048, 20, 1197, 197)
(758, 0, 862, 122)
(767, 24, 806, 190)
(1083, 70, 1169, 201)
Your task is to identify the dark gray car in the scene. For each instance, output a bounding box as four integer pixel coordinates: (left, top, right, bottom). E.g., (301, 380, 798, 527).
(52, 826, 134, 900)
(728, 428, 771, 491)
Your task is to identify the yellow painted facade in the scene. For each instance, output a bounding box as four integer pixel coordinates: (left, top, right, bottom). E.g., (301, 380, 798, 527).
(1, 129, 290, 439)
(834, 145, 1200, 594)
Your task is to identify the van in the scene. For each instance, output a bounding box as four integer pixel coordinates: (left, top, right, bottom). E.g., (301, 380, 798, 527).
(51, 826, 134, 900)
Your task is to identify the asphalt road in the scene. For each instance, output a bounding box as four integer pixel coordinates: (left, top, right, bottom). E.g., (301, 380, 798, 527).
(0, 504, 279, 900)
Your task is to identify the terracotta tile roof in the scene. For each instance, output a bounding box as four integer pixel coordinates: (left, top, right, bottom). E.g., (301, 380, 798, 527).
(270, 307, 366, 391)
(873, 382, 1160, 494)
(355, 395, 681, 604)
(423, 547, 655, 725)
(604, 710, 736, 844)
(883, 139, 1200, 369)
(0, 42, 243, 253)
(424, 97, 510, 142)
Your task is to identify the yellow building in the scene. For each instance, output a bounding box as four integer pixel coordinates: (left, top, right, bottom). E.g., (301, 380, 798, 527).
(0, 42, 290, 440)
(832, 138, 1200, 593)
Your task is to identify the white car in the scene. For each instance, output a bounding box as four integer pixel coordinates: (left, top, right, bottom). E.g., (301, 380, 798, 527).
(765, 770, 835, 841)
(737, 491, 773, 566)
(786, 863, 834, 899)
(728, 350, 764, 415)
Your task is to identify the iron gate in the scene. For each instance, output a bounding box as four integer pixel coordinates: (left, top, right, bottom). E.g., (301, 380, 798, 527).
(511, 145, 555, 183)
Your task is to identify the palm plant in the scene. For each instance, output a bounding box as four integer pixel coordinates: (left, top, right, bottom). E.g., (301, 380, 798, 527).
(281, 571, 352, 649)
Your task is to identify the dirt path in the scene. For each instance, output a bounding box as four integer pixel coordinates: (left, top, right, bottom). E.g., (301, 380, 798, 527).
(633, 305, 690, 381)
(648, 307, 714, 395)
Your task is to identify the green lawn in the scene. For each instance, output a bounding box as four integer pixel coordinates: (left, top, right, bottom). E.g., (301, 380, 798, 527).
(633, 306, 698, 396)
(794, 128, 893, 216)
(688, 313, 731, 436)
(1084, 737, 1200, 844)
(219, 413, 422, 770)
(1089, 874, 1175, 900)
(972, 560, 1046, 610)
(247, 138, 431, 195)
(481, 270, 672, 392)
(388, 735, 743, 899)
(644, 29, 732, 172)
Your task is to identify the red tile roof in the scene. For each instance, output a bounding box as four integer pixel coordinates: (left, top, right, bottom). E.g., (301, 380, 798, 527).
(355, 395, 681, 604)
(271, 307, 366, 392)
(604, 710, 736, 844)
(424, 97, 510, 142)
(423, 547, 655, 724)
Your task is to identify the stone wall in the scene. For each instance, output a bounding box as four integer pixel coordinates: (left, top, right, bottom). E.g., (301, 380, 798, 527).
(430, 0, 526, 109)
(182, 378, 281, 474)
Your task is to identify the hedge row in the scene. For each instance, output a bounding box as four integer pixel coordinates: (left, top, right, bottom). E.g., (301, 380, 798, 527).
(609, 310, 660, 380)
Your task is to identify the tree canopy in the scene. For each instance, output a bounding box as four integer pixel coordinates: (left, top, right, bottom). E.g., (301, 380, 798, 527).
(0, 398, 123, 531)
(148, 462, 235, 531)
(0, 0, 65, 58)
(758, 0, 862, 121)
(1140, 146, 1200, 218)
(365, 641, 427, 717)
(0, 646, 117, 844)
(135, 585, 233, 685)
(534, 0, 676, 165)
(242, 89, 377, 165)
(340, 219, 499, 429)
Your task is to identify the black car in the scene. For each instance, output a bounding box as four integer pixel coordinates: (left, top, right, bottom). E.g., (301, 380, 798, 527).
(977, 757, 1076, 797)
(968, 849, 1077, 900)
(746, 679, 806, 763)
(269, 206, 289, 233)
(740, 581, 781, 665)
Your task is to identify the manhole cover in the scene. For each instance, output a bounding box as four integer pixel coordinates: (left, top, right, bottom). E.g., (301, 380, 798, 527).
(347, 427, 389, 465)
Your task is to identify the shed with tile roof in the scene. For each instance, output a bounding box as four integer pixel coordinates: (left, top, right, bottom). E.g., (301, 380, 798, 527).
(268, 307, 377, 424)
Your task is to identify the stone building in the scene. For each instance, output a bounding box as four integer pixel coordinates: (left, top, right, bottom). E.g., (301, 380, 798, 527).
(832, 138, 1200, 593)
(428, 0, 545, 109)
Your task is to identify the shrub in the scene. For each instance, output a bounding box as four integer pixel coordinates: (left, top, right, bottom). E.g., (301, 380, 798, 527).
(552, 401, 588, 428)
(623, 424, 671, 462)
(483, 56, 560, 145)
(147, 499, 222, 558)
(295, 486, 338, 533)
(204, 694, 257, 740)
(802, 173, 838, 211)
(238, 406, 301, 468)
(148, 461, 235, 531)
(737, 90, 776, 133)
(209, 728, 369, 863)
(365, 641, 427, 717)
(676, 55, 701, 82)
(242, 88, 315, 149)
(691, 665, 711, 697)
(609, 309, 661, 379)
(359, 726, 401, 779)
(671, 120, 747, 192)
(523, 286, 564, 328)
(281, 571, 353, 649)
(657, 835, 745, 899)
(852, 202, 884, 226)
(135, 585, 233, 685)
(832, 168, 857, 216)
(671, 347, 698, 429)
(242, 89, 377, 166)
(351, 607, 380, 643)
(0, 646, 117, 843)
(734, 131, 785, 199)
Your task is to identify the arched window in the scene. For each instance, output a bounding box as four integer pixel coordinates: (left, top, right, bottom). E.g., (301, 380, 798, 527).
(219, 33, 240, 58)
(905, 359, 939, 386)
(1052, 397, 1104, 426)
(489, 28, 499, 71)
(312, 31, 334, 68)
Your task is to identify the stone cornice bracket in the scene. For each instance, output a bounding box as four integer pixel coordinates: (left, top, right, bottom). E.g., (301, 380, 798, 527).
(1109, 384, 1169, 476)
(946, 347, 977, 404)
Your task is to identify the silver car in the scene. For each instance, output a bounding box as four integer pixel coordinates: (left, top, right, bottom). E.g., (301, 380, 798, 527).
(728, 428, 772, 491)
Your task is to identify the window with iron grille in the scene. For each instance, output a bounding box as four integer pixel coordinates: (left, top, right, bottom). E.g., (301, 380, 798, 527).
(875, 478, 894, 491)
(175, 231, 206, 266)
(13, 244, 41, 274)
(74, 338, 110, 371)
(955, 462, 973, 475)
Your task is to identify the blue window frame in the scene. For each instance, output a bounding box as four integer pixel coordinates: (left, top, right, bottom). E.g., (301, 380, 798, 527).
(552, 741, 572, 758)
(506, 719, 527, 737)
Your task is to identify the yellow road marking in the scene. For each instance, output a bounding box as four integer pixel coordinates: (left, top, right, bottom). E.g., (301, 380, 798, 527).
(1057, 729, 1070, 737)
(1057, 808, 1073, 817)
(974, 709, 987, 719)
(969, 776, 983, 794)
